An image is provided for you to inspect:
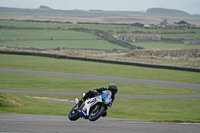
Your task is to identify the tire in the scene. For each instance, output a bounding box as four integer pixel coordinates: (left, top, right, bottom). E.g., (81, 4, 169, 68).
(89, 104, 106, 121)
(68, 106, 80, 121)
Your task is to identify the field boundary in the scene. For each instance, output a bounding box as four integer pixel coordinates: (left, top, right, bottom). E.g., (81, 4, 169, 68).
(0, 50, 200, 73)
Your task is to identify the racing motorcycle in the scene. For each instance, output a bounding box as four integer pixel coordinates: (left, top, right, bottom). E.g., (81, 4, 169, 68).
(68, 90, 112, 121)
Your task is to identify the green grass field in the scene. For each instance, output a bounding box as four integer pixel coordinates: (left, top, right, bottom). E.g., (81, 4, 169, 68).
(0, 54, 200, 121)
(160, 33, 200, 39)
(0, 20, 128, 30)
(0, 93, 70, 116)
(2, 40, 200, 50)
(0, 40, 128, 50)
(0, 29, 99, 40)
(111, 98, 200, 121)
(1, 72, 200, 95)
(1, 93, 200, 121)
(132, 42, 200, 49)
(1, 54, 199, 84)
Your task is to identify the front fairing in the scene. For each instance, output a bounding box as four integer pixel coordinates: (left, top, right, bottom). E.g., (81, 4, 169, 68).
(82, 95, 102, 116)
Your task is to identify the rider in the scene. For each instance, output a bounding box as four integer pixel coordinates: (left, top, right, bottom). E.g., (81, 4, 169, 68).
(76, 84, 118, 111)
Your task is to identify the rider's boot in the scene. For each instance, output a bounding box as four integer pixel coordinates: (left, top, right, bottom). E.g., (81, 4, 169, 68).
(77, 99, 84, 107)
(75, 98, 79, 105)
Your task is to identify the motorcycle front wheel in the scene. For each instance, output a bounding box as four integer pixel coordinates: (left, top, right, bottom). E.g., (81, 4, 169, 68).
(68, 106, 80, 121)
(89, 104, 106, 121)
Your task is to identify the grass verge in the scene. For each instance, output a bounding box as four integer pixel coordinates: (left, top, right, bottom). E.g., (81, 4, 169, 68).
(0, 93, 71, 116)
(108, 98, 200, 122)
(146, 119, 200, 123)
(1, 93, 200, 122)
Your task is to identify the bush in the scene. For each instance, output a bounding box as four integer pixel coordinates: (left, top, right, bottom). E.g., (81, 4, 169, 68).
(0, 92, 24, 107)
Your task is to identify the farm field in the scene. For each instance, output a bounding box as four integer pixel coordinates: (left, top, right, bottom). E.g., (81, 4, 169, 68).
(1, 20, 200, 50)
(0, 20, 128, 30)
(132, 42, 200, 49)
(0, 29, 200, 50)
(1, 20, 200, 38)
(0, 29, 99, 40)
(159, 33, 200, 39)
(0, 40, 128, 50)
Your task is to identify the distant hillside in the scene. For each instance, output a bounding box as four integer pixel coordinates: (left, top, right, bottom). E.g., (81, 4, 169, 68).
(0, 6, 129, 16)
(0, 6, 192, 17)
(1, 6, 200, 26)
(147, 8, 190, 16)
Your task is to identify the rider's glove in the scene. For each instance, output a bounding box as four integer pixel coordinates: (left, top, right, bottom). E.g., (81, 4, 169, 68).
(108, 103, 112, 108)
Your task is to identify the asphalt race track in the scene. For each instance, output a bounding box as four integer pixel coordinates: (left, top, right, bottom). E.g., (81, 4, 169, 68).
(1, 113, 200, 133)
(1, 68, 200, 99)
(1, 68, 200, 132)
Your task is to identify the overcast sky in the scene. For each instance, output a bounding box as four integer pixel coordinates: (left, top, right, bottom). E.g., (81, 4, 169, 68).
(0, 0, 199, 14)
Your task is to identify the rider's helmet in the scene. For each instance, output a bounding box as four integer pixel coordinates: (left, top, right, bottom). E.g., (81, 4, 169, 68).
(108, 84, 118, 95)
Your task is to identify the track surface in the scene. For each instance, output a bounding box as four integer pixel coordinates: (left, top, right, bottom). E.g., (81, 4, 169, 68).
(1, 68, 200, 132)
(0, 114, 199, 133)
(1, 68, 200, 99)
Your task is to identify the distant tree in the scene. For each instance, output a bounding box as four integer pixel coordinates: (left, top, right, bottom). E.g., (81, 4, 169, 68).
(147, 8, 190, 16)
(39, 5, 51, 10)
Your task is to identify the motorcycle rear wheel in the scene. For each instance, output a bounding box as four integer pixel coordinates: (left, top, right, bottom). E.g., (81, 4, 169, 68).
(68, 106, 80, 121)
(89, 104, 106, 121)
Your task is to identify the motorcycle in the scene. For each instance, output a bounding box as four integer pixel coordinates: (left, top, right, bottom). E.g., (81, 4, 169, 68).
(68, 90, 112, 121)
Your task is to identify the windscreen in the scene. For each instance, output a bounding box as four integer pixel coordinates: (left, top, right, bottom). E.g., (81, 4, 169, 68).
(103, 90, 112, 99)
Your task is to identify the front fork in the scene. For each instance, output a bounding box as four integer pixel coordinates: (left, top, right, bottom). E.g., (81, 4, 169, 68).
(91, 104, 100, 113)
